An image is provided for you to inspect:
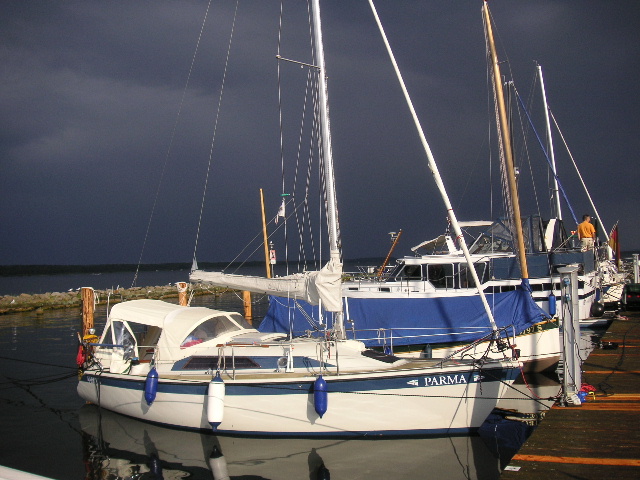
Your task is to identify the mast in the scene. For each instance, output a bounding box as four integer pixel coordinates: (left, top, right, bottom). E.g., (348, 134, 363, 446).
(311, 0, 345, 338)
(311, 0, 340, 257)
(259, 188, 272, 278)
(538, 64, 562, 221)
(483, 1, 529, 280)
(550, 112, 609, 242)
(368, 0, 499, 333)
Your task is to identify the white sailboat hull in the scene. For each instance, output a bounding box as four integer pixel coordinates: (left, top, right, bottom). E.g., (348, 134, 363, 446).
(428, 323, 560, 372)
(78, 362, 516, 436)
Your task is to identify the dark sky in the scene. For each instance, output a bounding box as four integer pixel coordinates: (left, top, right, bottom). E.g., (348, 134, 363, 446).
(1, 1, 639, 267)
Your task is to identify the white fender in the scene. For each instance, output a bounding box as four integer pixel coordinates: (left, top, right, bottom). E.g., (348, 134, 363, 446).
(207, 373, 225, 430)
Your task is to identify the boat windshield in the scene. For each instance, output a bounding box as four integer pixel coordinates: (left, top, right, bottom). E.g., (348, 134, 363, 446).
(113, 321, 136, 360)
(180, 314, 252, 348)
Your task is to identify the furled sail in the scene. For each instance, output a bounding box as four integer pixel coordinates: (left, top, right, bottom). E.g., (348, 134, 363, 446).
(190, 252, 343, 312)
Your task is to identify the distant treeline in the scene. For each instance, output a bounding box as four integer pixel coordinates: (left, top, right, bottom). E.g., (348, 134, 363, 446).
(0, 258, 386, 277)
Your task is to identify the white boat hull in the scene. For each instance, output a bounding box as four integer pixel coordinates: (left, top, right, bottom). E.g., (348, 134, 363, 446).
(430, 321, 560, 372)
(78, 362, 516, 436)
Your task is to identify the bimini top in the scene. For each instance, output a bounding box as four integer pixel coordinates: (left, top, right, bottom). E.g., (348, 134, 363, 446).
(107, 299, 257, 355)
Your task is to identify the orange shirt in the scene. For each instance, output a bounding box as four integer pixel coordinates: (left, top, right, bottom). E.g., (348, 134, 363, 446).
(577, 221, 595, 239)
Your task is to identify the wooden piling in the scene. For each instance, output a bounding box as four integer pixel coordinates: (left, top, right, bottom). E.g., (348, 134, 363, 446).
(176, 282, 188, 306)
(81, 287, 94, 336)
(243, 290, 253, 325)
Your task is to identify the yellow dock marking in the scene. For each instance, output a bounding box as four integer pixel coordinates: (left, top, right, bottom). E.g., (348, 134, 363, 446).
(511, 454, 640, 466)
(583, 370, 640, 374)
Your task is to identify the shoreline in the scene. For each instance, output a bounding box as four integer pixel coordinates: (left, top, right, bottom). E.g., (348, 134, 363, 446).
(0, 283, 231, 315)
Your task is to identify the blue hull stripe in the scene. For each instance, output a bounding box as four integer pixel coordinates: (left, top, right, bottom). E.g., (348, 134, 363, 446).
(80, 366, 515, 397)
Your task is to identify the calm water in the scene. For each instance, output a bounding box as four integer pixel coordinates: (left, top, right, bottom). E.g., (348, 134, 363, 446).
(0, 282, 602, 479)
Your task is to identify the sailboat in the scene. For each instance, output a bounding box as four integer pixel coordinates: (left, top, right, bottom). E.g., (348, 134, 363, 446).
(259, 1, 562, 373)
(77, 0, 518, 437)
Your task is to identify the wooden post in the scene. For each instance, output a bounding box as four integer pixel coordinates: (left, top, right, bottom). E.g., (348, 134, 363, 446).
(260, 188, 272, 279)
(81, 287, 94, 337)
(377, 230, 403, 279)
(243, 290, 253, 325)
(176, 282, 188, 306)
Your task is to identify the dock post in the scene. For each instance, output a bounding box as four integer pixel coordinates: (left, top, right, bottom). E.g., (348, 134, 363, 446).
(243, 290, 253, 325)
(81, 287, 95, 337)
(557, 266, 581, 405)
(176, 282, 188, 306)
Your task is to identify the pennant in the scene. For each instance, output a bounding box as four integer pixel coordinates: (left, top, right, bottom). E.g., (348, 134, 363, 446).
(275, 199, 285, 224)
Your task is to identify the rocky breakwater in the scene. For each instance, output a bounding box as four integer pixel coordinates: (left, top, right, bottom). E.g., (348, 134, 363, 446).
(0, 283, 229, 314)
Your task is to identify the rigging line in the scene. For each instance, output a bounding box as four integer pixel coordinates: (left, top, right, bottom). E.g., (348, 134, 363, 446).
(291, 69, 313, 268)
(132, 0, 214, 288)
(549, 110, 609, 240)
(525, 69, 554, 218)
(192, 0, 240, 266)
(513, 88, 578, 225)
(484, 19, 513, 250)
(484, 31, 497, 258)
(222, 198, 301, 272)
(510, 79, 544, 229)
(293, 77, 320, 272)
(304, 83, 322, 270)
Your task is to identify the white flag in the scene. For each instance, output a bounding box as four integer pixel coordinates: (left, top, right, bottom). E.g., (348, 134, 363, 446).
(275, 199, 285, 224)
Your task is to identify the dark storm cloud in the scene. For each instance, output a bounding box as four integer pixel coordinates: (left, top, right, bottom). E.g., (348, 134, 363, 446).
(1, 1, 639, 267)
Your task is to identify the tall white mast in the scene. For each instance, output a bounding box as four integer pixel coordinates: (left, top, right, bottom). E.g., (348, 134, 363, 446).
(368, 0, 499, 333)
(311, 0, 340, 256)
(538, 64, 562, 221)
(311, 0, 345, 338)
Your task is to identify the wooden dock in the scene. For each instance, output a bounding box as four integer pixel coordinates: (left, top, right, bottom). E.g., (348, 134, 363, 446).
(501, 309, 640, 479)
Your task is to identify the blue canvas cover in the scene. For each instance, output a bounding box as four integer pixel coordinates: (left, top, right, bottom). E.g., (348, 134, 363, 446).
(259, 281, 550, 346)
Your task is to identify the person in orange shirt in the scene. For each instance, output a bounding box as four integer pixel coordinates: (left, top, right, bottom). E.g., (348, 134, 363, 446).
(577, 214, 596, 251)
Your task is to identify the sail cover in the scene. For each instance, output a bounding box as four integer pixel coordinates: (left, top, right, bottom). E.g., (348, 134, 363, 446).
(260, 281, 549, 346)
(190, 253, 343, 312)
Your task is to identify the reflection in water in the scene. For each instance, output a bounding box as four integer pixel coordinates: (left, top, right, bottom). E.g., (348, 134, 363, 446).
(79, 405, 503, 480)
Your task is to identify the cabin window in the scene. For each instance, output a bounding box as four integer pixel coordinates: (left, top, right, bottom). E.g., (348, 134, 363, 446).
(181, 315, 247, 348)
(397, 264, 422, 280)
(112, 321, 136, 360)
(470, 234, 512, 254)
(427, 264, 454, 289)
(457, 262, 488, 288)
(229, 313, 253, 329)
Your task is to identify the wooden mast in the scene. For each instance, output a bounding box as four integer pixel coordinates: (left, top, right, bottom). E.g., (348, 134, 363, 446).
(483, 1, 529, 279)
(260, 188, 272, 279)
(377, 230, 402, 279)
(242, 187, 274, 326)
